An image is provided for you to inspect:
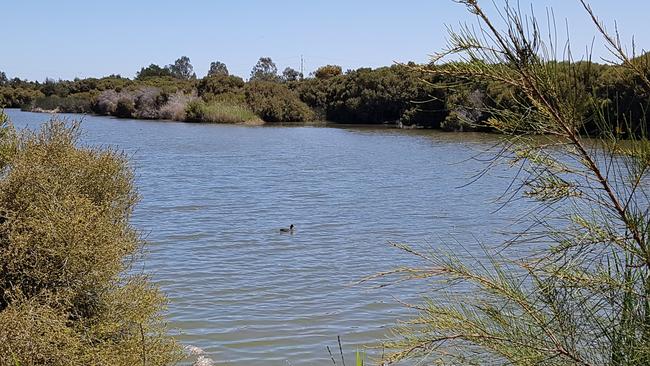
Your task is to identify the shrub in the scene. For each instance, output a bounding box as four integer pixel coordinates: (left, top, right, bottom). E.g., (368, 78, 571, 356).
(244, 81, 315, 122)
(133, 87, 163, 119)
(28, 93, 95, 113)
(115, 97, 135, 118)
(197, 74, 245, 97)
(159, 91, 196, 121)
(0, 119, 181, 365)
(94, 90, 122, 115)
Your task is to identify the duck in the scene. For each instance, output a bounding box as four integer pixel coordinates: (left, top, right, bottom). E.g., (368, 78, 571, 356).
(279, 224, 295, 233)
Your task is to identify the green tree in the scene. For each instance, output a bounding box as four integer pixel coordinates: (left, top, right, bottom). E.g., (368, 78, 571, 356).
(314, 64, 342, 79)
(169, 56, 196, 80)
(208, 61, 229, 76)
(136, 64, 173, 80)
(250, 57, 278, 82)
(197, 74, 244, 96)
(0, 72, 7, 86)
(282, 67, 302, 82)
(377, 1, 650, 365)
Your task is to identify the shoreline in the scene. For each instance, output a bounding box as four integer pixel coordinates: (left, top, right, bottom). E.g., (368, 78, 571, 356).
(17, 107, 407, 128)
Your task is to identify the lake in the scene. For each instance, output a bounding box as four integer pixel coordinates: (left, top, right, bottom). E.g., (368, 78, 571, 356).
(5, 109, 529, 365)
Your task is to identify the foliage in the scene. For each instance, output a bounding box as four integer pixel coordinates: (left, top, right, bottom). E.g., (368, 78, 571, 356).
(27, 93, 94, 113)
(250, 57, 279, 82)
(4, 52, 650, 129)
(197, 74, 245, 97)
(208, 61, 229, 77)
(0, 119, 182, 365)
(314, 64, 342, 80)
(244, 81, 315, 122)
(296, 65, 446, 125)
(375, 1, 650, 365)
(168, 56, 196, 80)
(159, 91, 196, 121)
(282, 67, 302, 82)
(136, 64, 173, 80)
(115, 97, 135, 118)
(185, 98, 259, 124)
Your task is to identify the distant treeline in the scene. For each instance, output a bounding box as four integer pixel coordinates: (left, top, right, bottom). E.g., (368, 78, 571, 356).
(1, 55, 649, 134)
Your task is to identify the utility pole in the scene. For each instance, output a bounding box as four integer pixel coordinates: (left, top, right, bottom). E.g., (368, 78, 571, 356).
(300, 55, 304, 79)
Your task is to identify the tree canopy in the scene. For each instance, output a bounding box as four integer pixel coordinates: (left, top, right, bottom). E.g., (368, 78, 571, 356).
(250, 57, 278, 82)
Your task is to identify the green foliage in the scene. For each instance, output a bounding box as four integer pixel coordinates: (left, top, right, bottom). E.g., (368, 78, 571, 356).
(208, 61, 229, 77)
(0, 119, 182, 365)
(28, 93, 95, 113)
(250, 57, 279, 82)
(115, 97, 135, 118)
(185, 98, 259, 123)
(245, 81, 315, 122)
(197, 74, 245, 97)
(0, 86, 44, 108)
(168, 56, 196, 80)
(314, 64, 342, 79)
(136, 64, 173, 80)
(296, 65, 446, 125)
(376, 1, 650, 365)
(282, 67, 302, 82)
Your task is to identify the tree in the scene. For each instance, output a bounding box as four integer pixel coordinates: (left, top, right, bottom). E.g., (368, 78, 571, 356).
(314, 64, 342, 79)
(376, 1, 650, 365)
(0, 71, 7, 86)
(136, 64, 172, 80)
(281, 67, 302, 82)
(250, 57, 278, 82)
(168, 56, 196, 80)
(208, 61, 229, 76)
(197, 74, 244, 96)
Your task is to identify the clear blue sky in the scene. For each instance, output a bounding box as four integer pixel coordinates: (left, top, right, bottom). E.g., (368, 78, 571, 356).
(2, 0, 649, 81)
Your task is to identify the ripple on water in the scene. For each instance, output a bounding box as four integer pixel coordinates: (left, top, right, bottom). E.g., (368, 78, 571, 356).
(7, 109, 533, 365)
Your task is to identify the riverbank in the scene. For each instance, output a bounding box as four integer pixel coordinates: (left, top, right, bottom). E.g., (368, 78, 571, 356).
(4, 56, 649, 135)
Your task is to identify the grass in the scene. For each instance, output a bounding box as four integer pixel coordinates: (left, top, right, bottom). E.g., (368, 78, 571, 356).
(185, 99, 261, 124)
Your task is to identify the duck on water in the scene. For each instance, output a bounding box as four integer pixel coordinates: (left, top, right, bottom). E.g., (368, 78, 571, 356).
(280, 224, 295, 233)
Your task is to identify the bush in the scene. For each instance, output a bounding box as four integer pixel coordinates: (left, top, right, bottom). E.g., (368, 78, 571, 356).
(27, 93, 94, 113)
(159, 91, 196, 121)
(197, 74, 245, 97)
(0, 119, 181, 365)
(244, 81, 315, 122)
(133, 87, 163, 119)
(115, 97, 135, 118)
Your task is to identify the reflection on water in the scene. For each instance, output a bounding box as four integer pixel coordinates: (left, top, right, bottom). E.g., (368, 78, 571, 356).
(6, 109, 531, 365)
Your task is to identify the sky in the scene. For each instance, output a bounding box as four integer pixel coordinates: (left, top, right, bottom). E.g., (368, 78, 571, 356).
(2, 0, 649, 81)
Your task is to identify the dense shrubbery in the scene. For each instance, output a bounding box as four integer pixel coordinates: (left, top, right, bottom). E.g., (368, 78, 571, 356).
(245, 81, 315, 122)
(3, 54, 650, 133)
(27, 93, 94, 113)
(0, 116, 181, 365)
(197, 74, 245, 97)
(295, 64, 446, 126)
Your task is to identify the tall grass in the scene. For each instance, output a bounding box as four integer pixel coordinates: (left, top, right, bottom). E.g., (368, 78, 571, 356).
(185, 99, 260, 124)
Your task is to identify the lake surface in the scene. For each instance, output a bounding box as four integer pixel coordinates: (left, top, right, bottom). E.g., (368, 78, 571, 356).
(5, 109, 530, 365)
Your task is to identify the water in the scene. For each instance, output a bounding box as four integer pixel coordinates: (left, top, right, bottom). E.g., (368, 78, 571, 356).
(5, 109, 530, 365)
